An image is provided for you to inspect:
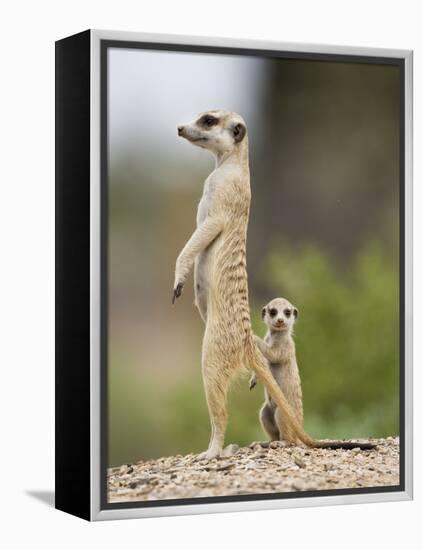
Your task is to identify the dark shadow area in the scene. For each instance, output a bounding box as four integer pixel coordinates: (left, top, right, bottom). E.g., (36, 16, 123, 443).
(26, 490, 55, 508)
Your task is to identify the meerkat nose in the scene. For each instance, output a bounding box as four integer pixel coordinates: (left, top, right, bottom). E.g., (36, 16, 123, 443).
(177, 125, 184, 135)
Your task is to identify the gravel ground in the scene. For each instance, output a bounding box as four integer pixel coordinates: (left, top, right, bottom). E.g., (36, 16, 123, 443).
(107, 437, 399, 503)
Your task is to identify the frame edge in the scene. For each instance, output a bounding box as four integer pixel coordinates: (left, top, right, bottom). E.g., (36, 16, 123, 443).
(88, 30, 413, 521)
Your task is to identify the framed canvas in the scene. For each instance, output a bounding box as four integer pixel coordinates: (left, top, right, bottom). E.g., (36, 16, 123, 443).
(55, 29, 413, 521)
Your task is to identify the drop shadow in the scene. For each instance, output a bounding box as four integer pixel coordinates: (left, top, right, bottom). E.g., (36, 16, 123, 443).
(26, 490, 55, 508)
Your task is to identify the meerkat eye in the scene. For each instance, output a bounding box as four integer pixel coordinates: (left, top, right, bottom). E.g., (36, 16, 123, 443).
(269, 308, 277, 317)
(284, 308, 292, 318)
(201, 115, 218, 127)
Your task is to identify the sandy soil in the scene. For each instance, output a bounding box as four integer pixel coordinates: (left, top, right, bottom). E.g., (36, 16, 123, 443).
(107, 437, 399, 503)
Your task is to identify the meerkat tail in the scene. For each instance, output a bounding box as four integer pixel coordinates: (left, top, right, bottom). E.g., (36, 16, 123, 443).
(246, 339, 315, 446)
(314, 440, 376, 450)
(247, 338, 376, 451)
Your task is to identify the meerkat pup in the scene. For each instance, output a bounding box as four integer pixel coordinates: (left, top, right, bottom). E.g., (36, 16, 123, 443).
(250, 298, 375, 450)
(173, 111, 373, 459)
(249, 298, 303, 441)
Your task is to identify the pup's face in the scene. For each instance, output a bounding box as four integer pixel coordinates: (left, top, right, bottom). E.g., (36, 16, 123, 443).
(262, 298, 298, 333)
(177, 110, 247, 155)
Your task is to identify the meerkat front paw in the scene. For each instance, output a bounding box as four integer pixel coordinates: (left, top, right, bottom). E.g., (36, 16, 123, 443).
(249, 374, 257, 390)
(254, 334, 265, 348)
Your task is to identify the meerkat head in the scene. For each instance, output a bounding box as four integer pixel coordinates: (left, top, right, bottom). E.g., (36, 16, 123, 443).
(177, 110, 247, 156)
(261, 297, 298, 333)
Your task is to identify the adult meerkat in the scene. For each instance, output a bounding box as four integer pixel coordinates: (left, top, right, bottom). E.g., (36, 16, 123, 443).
(250, 298, 375, 450)
(173, 111, 373, 458)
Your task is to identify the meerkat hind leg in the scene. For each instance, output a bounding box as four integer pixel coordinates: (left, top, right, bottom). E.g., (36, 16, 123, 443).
(260, 403, 280, 441)
(274, 407, 298, 444)
(196, 354, 232, 461)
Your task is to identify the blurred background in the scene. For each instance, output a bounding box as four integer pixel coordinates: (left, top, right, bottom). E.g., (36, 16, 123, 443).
(107, 47, 400, 467)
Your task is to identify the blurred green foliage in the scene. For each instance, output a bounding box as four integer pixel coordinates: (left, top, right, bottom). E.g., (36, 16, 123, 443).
(108, 242, 399, 466)
(263, 241, 399, 441)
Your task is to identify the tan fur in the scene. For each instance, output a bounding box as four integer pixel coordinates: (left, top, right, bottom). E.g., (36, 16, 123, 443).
(250, 298, 303, 442)
(173, 111, 374, 457)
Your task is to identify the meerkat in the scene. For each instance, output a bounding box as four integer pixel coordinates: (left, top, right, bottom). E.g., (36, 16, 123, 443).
(249, 298, 303, 441)
(250, 298, 375, 450)
(173, 111, 373, 459)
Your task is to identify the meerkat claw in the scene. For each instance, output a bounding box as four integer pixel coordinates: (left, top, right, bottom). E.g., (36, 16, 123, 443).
(172, 282, 184, 304)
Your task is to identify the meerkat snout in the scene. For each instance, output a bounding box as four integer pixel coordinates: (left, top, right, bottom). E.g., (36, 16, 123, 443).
(177, 125, 184, 136)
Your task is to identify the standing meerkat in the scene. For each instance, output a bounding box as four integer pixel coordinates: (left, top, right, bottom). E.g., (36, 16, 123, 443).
(249, 298, 303, 441)
(250, 298, 375, 450)
(173, 111, 373, 458)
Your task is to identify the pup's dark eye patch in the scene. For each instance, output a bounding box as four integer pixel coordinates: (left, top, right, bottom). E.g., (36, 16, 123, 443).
(269, 308, 277, 317)
(284, 308, 292, 318)
(199, 115, 218, 128)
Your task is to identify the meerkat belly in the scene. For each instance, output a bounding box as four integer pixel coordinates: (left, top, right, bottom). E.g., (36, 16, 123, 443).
(194, 244, 218, 321)
(267, 363, 303, 420)
(266, 363, 284, 409)
(194, 183, 216, 321)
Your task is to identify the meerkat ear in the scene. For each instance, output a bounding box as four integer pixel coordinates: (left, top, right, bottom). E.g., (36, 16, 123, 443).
(261, 307, 266, 319)
(293, 307, 299, 318)
(232, 122, 246, 143)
